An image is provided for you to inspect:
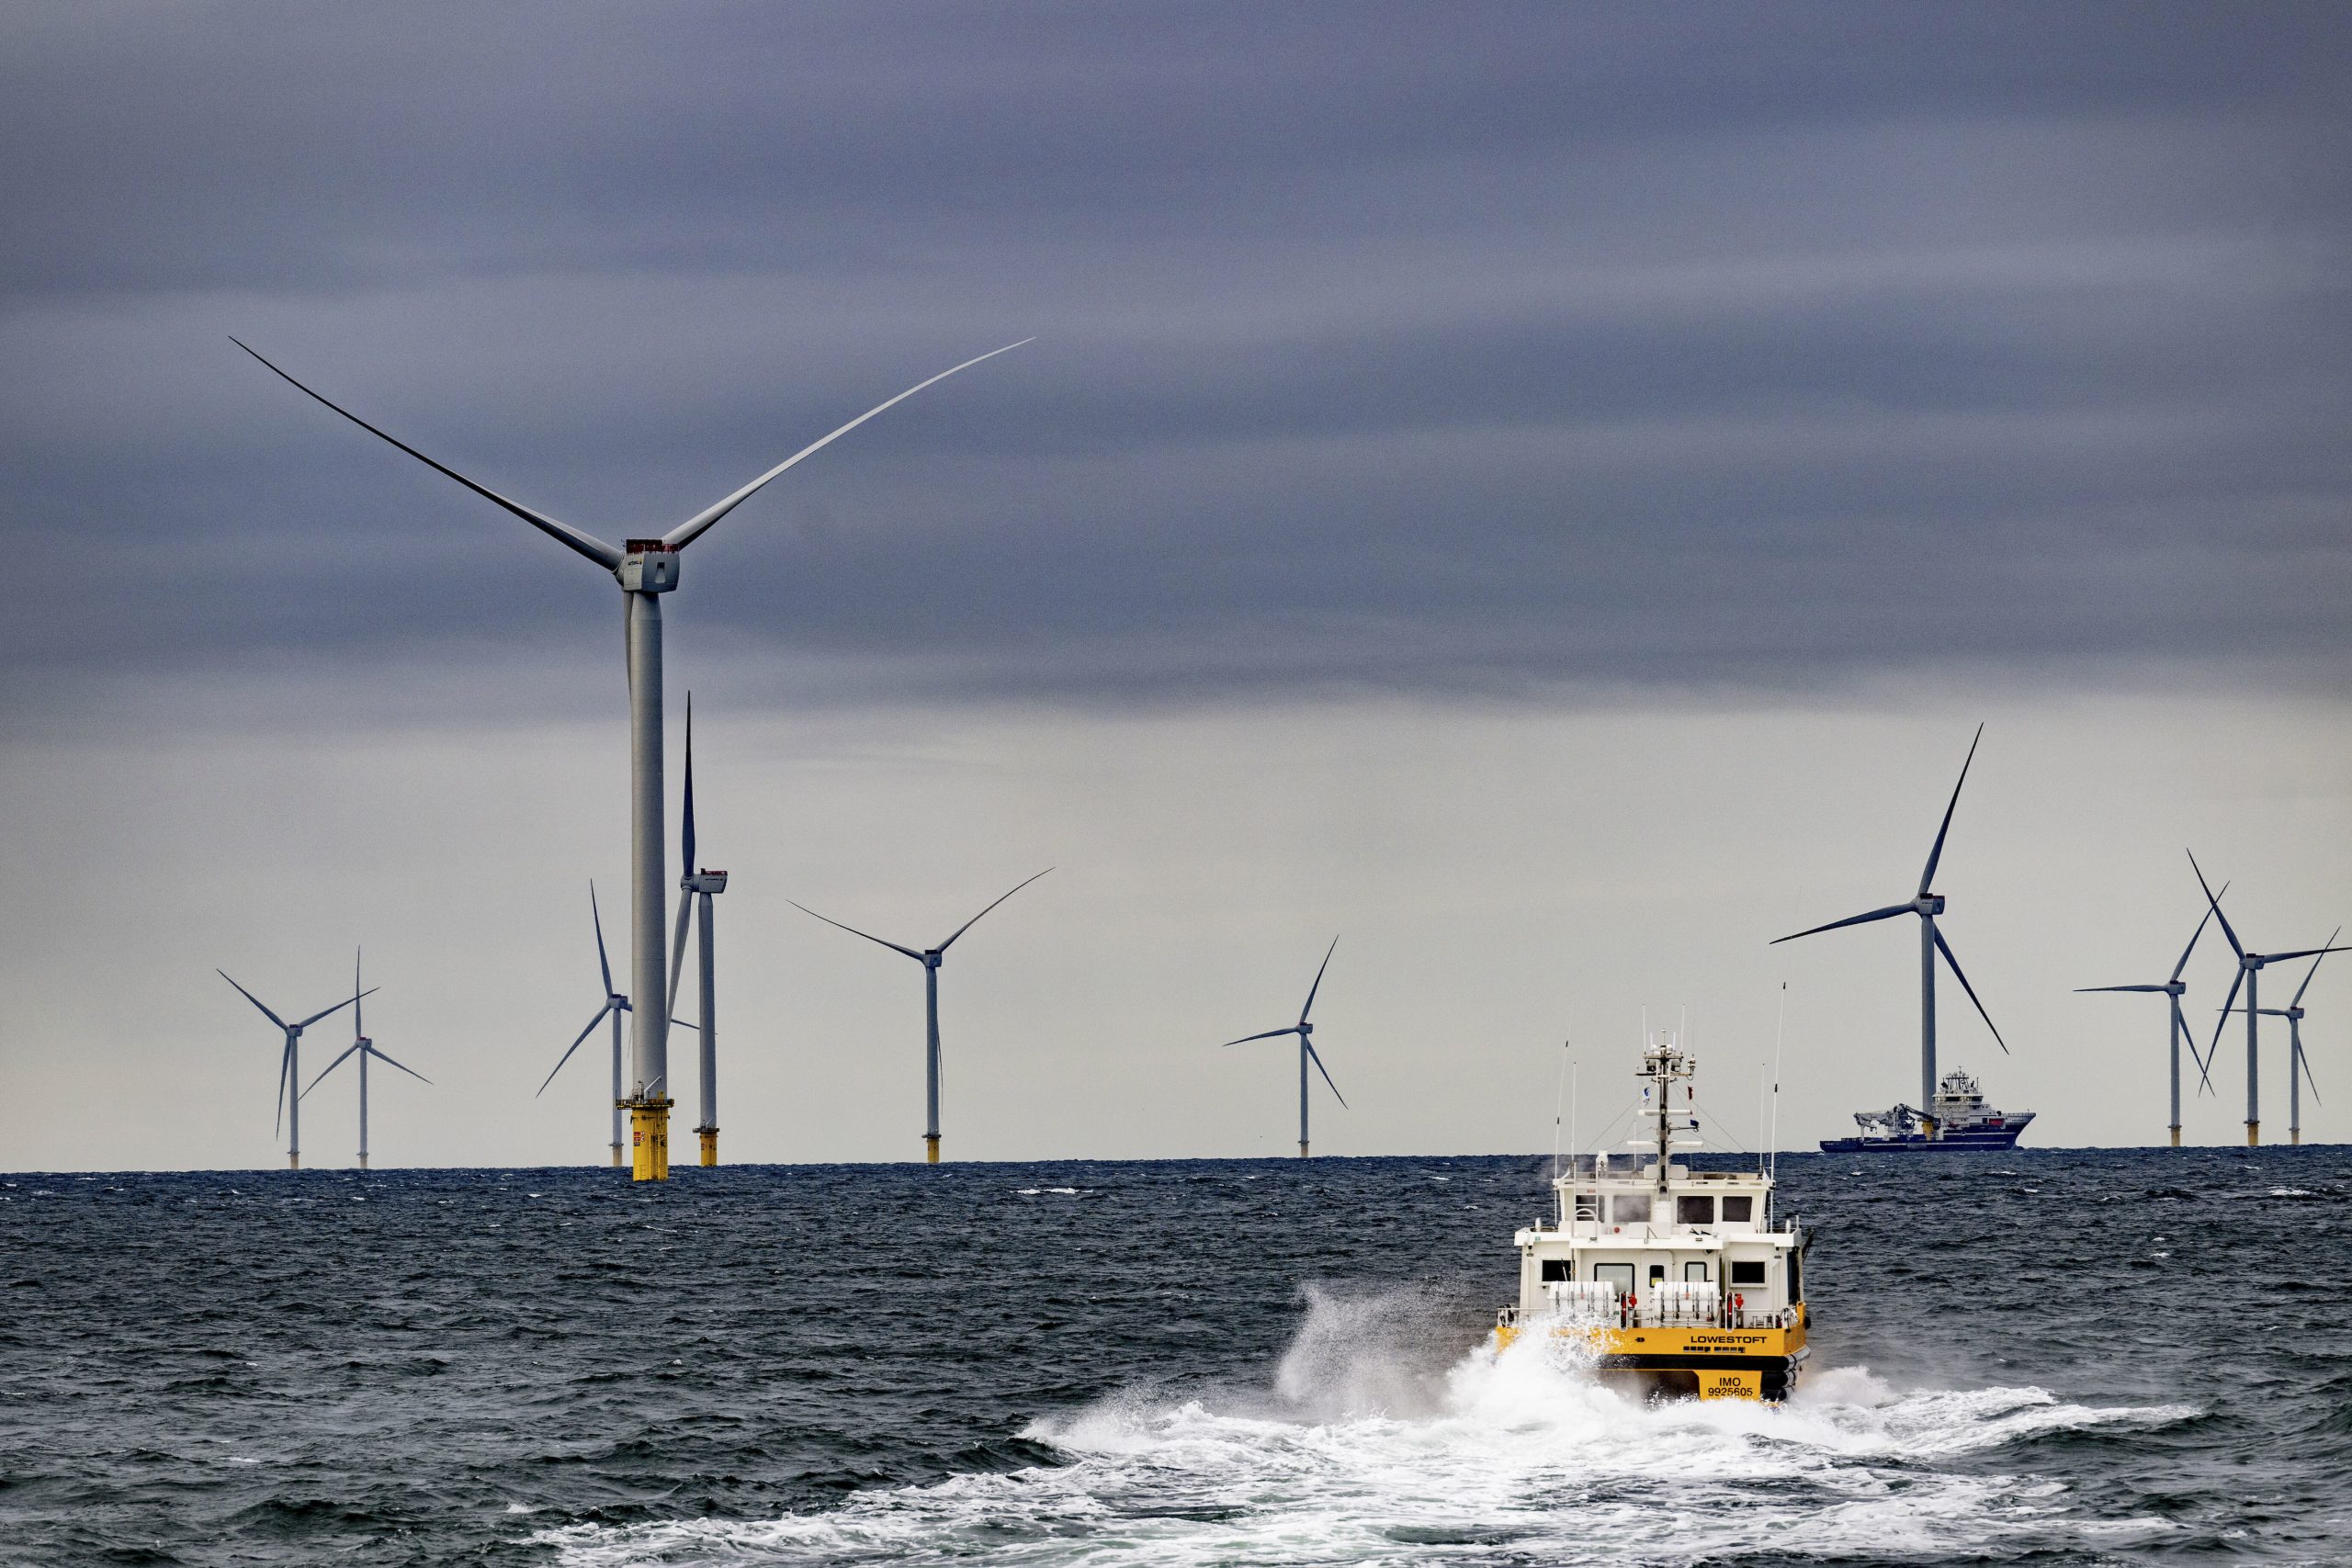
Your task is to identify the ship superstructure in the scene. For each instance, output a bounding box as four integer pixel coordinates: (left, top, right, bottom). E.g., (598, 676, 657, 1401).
(1497, 1034, 1808, 1402)
(1819, 1066, 2033, 1153)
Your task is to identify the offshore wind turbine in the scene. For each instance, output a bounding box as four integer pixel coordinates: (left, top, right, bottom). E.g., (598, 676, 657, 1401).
(662, 698, 729, 1167)
(300, 950, 430, 1168)
(1771, 725, 2007, 1138)
(2189, 852, 2349, 1146)
(2076, 886, 2226, 1147)
(236, 336, 1029, 1179)
(792, 870, 1051, 1163)
(2222, 928, 2337, 1146)
(1223, 936, 1348, 1157)
(217, 968, 370, 1168)
(529, 884, 686, 1166)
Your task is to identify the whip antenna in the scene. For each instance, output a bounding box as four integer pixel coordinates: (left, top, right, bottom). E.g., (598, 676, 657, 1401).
(1770, 981, 1788, 1187)
(1551, 1038, 1571, 1179)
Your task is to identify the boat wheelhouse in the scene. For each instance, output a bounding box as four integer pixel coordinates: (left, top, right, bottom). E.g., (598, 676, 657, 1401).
(1496, 1035, 1808, 1402)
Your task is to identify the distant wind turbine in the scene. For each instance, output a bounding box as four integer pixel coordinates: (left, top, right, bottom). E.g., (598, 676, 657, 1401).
(236, 336, 1029, 1179)
(792, 870, 1052, 1163)
(2076, 886, 2226, 1147)
(2223, 928, 2336, 1146)
(217, 968, 372, 1168)
(2188, 852, 2349, 1146)
(1224, 936, 1348, 1158)
(663, 698, 729, 1167)
(301, 949, 430, 1168)
(1771, 725, 2007, 1138)
(538, 883, 695, 1166)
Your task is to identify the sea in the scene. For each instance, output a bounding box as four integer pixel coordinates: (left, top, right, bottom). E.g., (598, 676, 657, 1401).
(2, 1146, 2346, 1566)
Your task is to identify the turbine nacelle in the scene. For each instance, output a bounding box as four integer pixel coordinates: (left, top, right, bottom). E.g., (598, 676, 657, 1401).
(1917, 894, 1946, 916)
(683, 870, 729, 895)
(616, 542, 679, 592)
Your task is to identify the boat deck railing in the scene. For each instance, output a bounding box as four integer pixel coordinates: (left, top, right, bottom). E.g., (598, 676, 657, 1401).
(1498, 1297, 1802, 1333)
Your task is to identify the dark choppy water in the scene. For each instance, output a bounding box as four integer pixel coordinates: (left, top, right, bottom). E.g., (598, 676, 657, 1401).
(2, 1147, 2347, 1566)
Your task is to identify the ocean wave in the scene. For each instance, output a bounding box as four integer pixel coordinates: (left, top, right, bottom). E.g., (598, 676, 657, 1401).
(537, 1287, 2191, 1566)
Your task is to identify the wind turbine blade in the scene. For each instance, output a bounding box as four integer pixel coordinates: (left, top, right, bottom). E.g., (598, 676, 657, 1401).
(669, 1016, 699, 1032)
(537, 1003, 615, 1096)
(2300, 1047, 2323, 1107)
(231, 339, 624, 570)
(1306, 1041, 1349, 1109)
(293, 987, 375, 1032)
(1917, 723, 1984, 897)
(2266, 944, 2352, 964)
(661, 340, 1035, 551)
(218, 970, 288, 1030)
(590, 881, 615, 996)
(2171, 881, 2228, 983)
(275, 1037, 294, 1135)
(1223, 1026, 1301, 1046)
(1770, 902, 1916, 944)
(353, 948, 364, 1042)
(1930, 927, 2007, 1054)
(2186, 852, 2245, 961)
(936, 868, 1053, 953)
(680, 694, 697, 874)
(1298, 934, 1340, 1025)
(2200, 966, 2246, 1089)
(300, 1042, 364, 1098)
(2075, 985, 2167, 993)
(664, 886, 694, 1019)
(365, 1045, 432, 1085)
(788, 902, 922, 961)
(2290, 931, 2339, 1007)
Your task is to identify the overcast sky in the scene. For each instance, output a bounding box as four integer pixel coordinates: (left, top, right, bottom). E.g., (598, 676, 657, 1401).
(2, 3, 2346, 1170)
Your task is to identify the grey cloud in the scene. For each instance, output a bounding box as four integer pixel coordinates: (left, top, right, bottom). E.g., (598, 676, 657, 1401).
(2, 2, 2347, 718)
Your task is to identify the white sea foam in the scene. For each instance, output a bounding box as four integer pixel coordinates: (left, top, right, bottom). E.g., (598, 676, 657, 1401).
(535, 1289, 2194, 1566)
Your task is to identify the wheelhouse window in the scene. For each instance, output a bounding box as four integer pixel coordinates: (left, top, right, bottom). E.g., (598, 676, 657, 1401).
(1593, 1262, 1634, 1296)
(1676, 1194, 1714, 1225)
(1730, 1259, 1768, 1286)
(1684, 1261, 1709, 1281)
(1573, 1193, 1601, 1223)
(1611, 1193, 1652, 1224)
(1722, 1195, 1754, 1223)
(1540, 1258, 1572, 1282)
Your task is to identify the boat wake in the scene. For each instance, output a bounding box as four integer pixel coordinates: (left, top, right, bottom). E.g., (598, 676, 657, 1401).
(534, 1287, 2196, 1566)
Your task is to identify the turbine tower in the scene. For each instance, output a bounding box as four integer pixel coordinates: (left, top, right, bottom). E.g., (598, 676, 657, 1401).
(2273, 937, 2335, 1146)
(792, 870, 1051, 1163)
(1771, 725, 2007, 1138)
(2076, 887, 2226, 1147)
(2221, 930, 2338, 1147)
(301, 949, 430, 1168)
(217, 968, 369, 1168)
(663, 698, 729, 1167)
(1223, 936, 1348, 1157)
(539, 882, 653, 1166)
(237, 337, 1029, 1179)
(2189, 852, 2348, 1146)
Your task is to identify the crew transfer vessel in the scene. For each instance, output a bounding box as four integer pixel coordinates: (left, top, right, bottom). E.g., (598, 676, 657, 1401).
(1496, 1035, 1809, 1402)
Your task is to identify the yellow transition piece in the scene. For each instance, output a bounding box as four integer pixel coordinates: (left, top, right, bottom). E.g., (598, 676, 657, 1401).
(628, 1098, 673, 1181)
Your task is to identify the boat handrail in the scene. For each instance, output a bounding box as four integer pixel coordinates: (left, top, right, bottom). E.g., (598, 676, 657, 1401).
(1498, 1299, 1802, 1332)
